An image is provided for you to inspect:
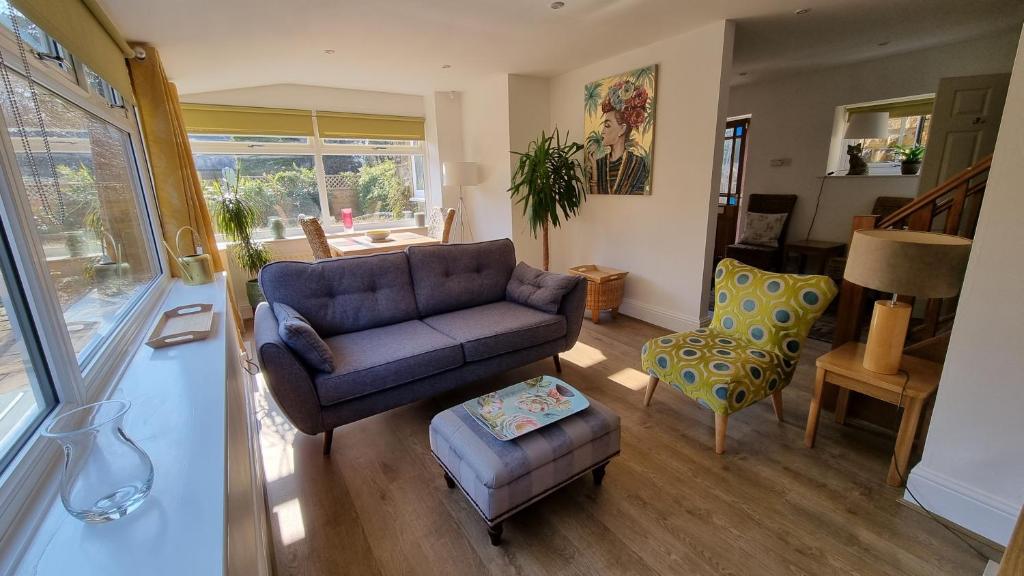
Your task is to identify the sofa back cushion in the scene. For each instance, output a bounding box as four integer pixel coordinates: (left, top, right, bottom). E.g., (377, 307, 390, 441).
(259, 252, 419, 337)
(407, 239, 516, 317)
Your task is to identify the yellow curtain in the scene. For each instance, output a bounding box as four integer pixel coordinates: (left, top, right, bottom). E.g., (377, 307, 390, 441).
(180, 104, 314, 136)
(848, 97, 934, 119)
(127, 46, 244, 332)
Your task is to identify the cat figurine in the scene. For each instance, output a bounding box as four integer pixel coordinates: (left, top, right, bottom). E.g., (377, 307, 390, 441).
(847, 143, 868, 175)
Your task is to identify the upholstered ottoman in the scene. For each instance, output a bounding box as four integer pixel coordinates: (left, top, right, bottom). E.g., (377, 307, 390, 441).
(429, 397, 620, 545)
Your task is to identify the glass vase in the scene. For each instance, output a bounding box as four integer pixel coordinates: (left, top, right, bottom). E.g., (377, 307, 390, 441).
(43, 400, 154, 523)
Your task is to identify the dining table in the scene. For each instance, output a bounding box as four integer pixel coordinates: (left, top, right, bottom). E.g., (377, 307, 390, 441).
(327, 231, 440, 257)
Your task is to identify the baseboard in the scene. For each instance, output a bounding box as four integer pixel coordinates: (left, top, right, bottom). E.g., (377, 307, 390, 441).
(906, 464, 1021, 546)
(618, 298, 705, 332)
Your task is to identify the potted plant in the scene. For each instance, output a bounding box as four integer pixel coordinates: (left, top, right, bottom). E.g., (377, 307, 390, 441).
(509, 129, 587, 271)
(210, 181, 272, 308)
(893, 144, 926, 175)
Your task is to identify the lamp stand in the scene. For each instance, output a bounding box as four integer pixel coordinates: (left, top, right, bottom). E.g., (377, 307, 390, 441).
(454, 185, 473, 243)
(863, 297, 912, 374)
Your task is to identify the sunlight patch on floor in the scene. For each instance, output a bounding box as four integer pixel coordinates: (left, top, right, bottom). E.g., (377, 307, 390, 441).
(273, 498, 306, 546)
(561, 341, 607, 368)
(607, 367, 649, 391)
(255, 372, 296, 483)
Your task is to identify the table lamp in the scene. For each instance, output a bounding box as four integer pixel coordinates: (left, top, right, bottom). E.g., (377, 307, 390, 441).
(442, 161, 481, 243)
(844, 229, 972, 374)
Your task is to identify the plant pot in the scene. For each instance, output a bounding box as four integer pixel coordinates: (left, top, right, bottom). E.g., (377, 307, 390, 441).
(901, 160, 922, 175)
(94, 261, 130, 282)
(246, 279, 265, 310)
(65, 232, 85, 258)
(268, 218, 286, 240)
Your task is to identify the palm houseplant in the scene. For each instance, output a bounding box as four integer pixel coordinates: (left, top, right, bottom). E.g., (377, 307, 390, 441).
(509, 129, 587, 271)
(210, 182, 272, 308)
(893, 144, 926, 175)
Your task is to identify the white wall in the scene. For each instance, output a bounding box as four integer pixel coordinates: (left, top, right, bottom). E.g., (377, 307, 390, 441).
(905, 25, 1024, 547)
(546, 21, 734, 330)
(425, 90, 465, 211)
(460, 75, 513, 242)
(507, 74, 550, 268)
(728, 30, 1020, 244)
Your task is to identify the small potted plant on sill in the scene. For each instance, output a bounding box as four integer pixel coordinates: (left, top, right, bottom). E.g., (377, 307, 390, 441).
(508, 129, 587, 271)
(893, 144, 926, 175)
(210, 181, 272, 308)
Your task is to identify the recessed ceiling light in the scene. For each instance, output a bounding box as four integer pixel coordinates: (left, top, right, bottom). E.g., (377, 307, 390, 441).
(551, 1, 566, 9)
(323, 49, 335, 55)
(794, 8, 811, 15)
(441, 64, 452, 69)
(877, 40, 891, 46)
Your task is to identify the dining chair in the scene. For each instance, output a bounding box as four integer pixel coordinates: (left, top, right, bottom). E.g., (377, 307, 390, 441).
(640, 258, 837, 454)
(299, 217, 342, 260)
(427, 207, 457, 243)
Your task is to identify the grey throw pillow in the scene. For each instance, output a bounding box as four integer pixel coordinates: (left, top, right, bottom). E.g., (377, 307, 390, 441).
(505, 262, 579, 314)
(272, 303, 335, 373)
(739, 212, 788, 247)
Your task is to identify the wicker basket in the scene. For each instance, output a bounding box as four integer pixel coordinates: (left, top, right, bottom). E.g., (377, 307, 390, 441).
(569, 265, 628, 324)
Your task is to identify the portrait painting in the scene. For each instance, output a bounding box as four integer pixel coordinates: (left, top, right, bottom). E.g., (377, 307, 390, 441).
(583, 65, 657, 195)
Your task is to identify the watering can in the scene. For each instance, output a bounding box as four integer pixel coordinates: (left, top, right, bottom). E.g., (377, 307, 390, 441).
(163, 226, 214, 285)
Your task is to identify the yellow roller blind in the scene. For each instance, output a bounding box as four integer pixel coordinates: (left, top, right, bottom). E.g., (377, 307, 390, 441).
(11, 0, 135, 103)
(848, 97, 934, 119)
(180, 104, 315, 136)
(316, 111, 425, 141)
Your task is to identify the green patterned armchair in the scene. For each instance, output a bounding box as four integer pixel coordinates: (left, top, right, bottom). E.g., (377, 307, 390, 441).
(641, 258, 837, 454)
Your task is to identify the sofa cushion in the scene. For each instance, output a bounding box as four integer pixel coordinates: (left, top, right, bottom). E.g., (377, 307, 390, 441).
(506, 262, 581, 314)
(273, 303, 335, 372)
(423, 301, 566, 362)
(259, 252, 419, 337)
(314, 320, 464, 406)
(407, 239, 516, 317)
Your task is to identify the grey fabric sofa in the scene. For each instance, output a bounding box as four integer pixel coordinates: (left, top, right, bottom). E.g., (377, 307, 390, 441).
(254, 239, 587, 454)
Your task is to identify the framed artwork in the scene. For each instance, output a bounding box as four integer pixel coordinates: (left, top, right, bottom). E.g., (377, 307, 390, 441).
(583, 64, 657, 195)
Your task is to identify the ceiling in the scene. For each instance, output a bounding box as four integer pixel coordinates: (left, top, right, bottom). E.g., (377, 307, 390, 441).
(98, 0, 1024, 96)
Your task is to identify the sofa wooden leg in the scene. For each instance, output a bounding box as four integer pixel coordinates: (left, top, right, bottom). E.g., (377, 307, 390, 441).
(715, 413, 728, 455)
(323, 429, 334, 456)
(487, 522, 503, 546)
(443, 471, 456, 489)
(591, 308, 600, 324)
(592, 463, 607, 486)
(771, 390, 784, 422)
(644, 376, 659, 407)
(552, 354, 562, 373)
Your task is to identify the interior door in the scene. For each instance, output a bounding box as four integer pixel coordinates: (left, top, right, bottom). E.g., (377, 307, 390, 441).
(917, 73, 1010, 194)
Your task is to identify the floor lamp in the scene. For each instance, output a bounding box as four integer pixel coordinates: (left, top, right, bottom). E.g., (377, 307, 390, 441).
(443, 161, 481, 243)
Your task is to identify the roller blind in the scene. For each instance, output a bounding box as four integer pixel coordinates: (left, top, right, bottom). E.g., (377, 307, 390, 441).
(848, 97, 934, 119)
(316, 111, 425, 141)
(11, 0, 135, 103)
(180, 104, 315, 136)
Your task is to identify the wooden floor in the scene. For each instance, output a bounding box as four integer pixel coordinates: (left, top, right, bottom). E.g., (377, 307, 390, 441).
(253, 315, 988, 576)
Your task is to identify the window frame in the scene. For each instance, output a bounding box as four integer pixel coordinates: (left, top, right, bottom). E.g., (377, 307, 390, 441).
(188, 121, 431, 234)
(0, 15, 171, 546)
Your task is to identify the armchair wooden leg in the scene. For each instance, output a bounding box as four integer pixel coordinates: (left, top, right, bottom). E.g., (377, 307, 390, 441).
(323, 428, 334, 456)
(644, 375, 659, 407)
(771, 390, 784, 422)
(714, 413, 728, 455)
(552, 354, 562, 373)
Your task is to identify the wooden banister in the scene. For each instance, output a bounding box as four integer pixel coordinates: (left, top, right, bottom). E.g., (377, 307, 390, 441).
(878, 154, 993, 229)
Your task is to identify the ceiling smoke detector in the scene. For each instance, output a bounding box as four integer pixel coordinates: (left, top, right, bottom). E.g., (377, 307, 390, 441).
(551, 1, 565, 9)
(441, 64, 452, 69)
(323, 49, 335, 55)
(793, 8, 811, 15)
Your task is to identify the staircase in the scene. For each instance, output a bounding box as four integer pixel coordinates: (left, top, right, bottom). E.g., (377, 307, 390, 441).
(832, 154, 993, 352)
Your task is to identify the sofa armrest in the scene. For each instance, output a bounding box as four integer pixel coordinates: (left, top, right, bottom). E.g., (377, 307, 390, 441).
(558, 276, 588, 348)
(254, 302, 324, 435)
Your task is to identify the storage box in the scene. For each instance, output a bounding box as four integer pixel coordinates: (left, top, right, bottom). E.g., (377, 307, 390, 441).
(569, 265, 628, 324)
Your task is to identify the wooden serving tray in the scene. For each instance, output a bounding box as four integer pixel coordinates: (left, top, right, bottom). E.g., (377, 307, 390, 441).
(146, 303, 214, 349)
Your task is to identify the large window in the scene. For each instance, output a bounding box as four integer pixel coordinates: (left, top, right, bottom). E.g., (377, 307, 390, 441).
(834, 96, 934, 175)
(190, 132, 428, 239)
(719, 118, 749, 207)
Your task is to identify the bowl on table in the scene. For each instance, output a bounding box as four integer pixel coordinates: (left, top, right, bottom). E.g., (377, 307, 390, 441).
(365, 229, 391, 243)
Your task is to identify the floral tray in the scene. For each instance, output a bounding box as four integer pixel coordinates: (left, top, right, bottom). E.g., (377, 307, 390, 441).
(463, 375, 590, 441)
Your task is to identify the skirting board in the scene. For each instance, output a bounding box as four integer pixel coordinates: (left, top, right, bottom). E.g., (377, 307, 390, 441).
(618, 298, 710, 332)
(906, 464, 1021, 546)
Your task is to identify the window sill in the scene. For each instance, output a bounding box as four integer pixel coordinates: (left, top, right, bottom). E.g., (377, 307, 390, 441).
(9, 274, 262, 575)
(215, 223, 429, 250)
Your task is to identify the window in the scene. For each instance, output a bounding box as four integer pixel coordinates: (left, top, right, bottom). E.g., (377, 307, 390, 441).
(0, 1, 76, 82)
(189, 134, 428, 237)
(720, 118, 749, 207)
(834, 96, 934, 175)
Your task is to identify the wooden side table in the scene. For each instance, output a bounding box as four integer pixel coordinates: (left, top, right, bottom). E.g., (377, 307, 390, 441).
(569, 265, 628, 324)
(783, 240, 846, 275)
(804, 342, 941, 486)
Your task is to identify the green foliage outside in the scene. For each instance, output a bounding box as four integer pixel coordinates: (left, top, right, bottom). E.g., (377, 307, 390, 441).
(355, 160, 411, 217)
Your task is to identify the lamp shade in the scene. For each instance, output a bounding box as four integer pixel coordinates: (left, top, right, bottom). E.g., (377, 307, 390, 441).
(844, 230, 972, 298)
(844, 112, 889, 139)
(443, 161, 481, 186)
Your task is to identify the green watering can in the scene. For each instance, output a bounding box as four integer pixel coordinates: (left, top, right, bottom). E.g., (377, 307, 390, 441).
(163, 226, 214, 286)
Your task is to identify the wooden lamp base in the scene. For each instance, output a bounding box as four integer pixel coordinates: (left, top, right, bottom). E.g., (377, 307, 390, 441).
(863, 300, 911, 374)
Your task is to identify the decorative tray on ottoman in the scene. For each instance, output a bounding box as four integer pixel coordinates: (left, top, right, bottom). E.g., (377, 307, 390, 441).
(463, 375, 589, 441)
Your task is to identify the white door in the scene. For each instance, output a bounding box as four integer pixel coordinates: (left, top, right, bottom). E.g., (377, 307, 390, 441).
(918, 73, 1010, 194)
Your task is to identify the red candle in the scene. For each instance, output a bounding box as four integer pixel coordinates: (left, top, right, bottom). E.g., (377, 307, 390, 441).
(341, 208, 353, 229)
